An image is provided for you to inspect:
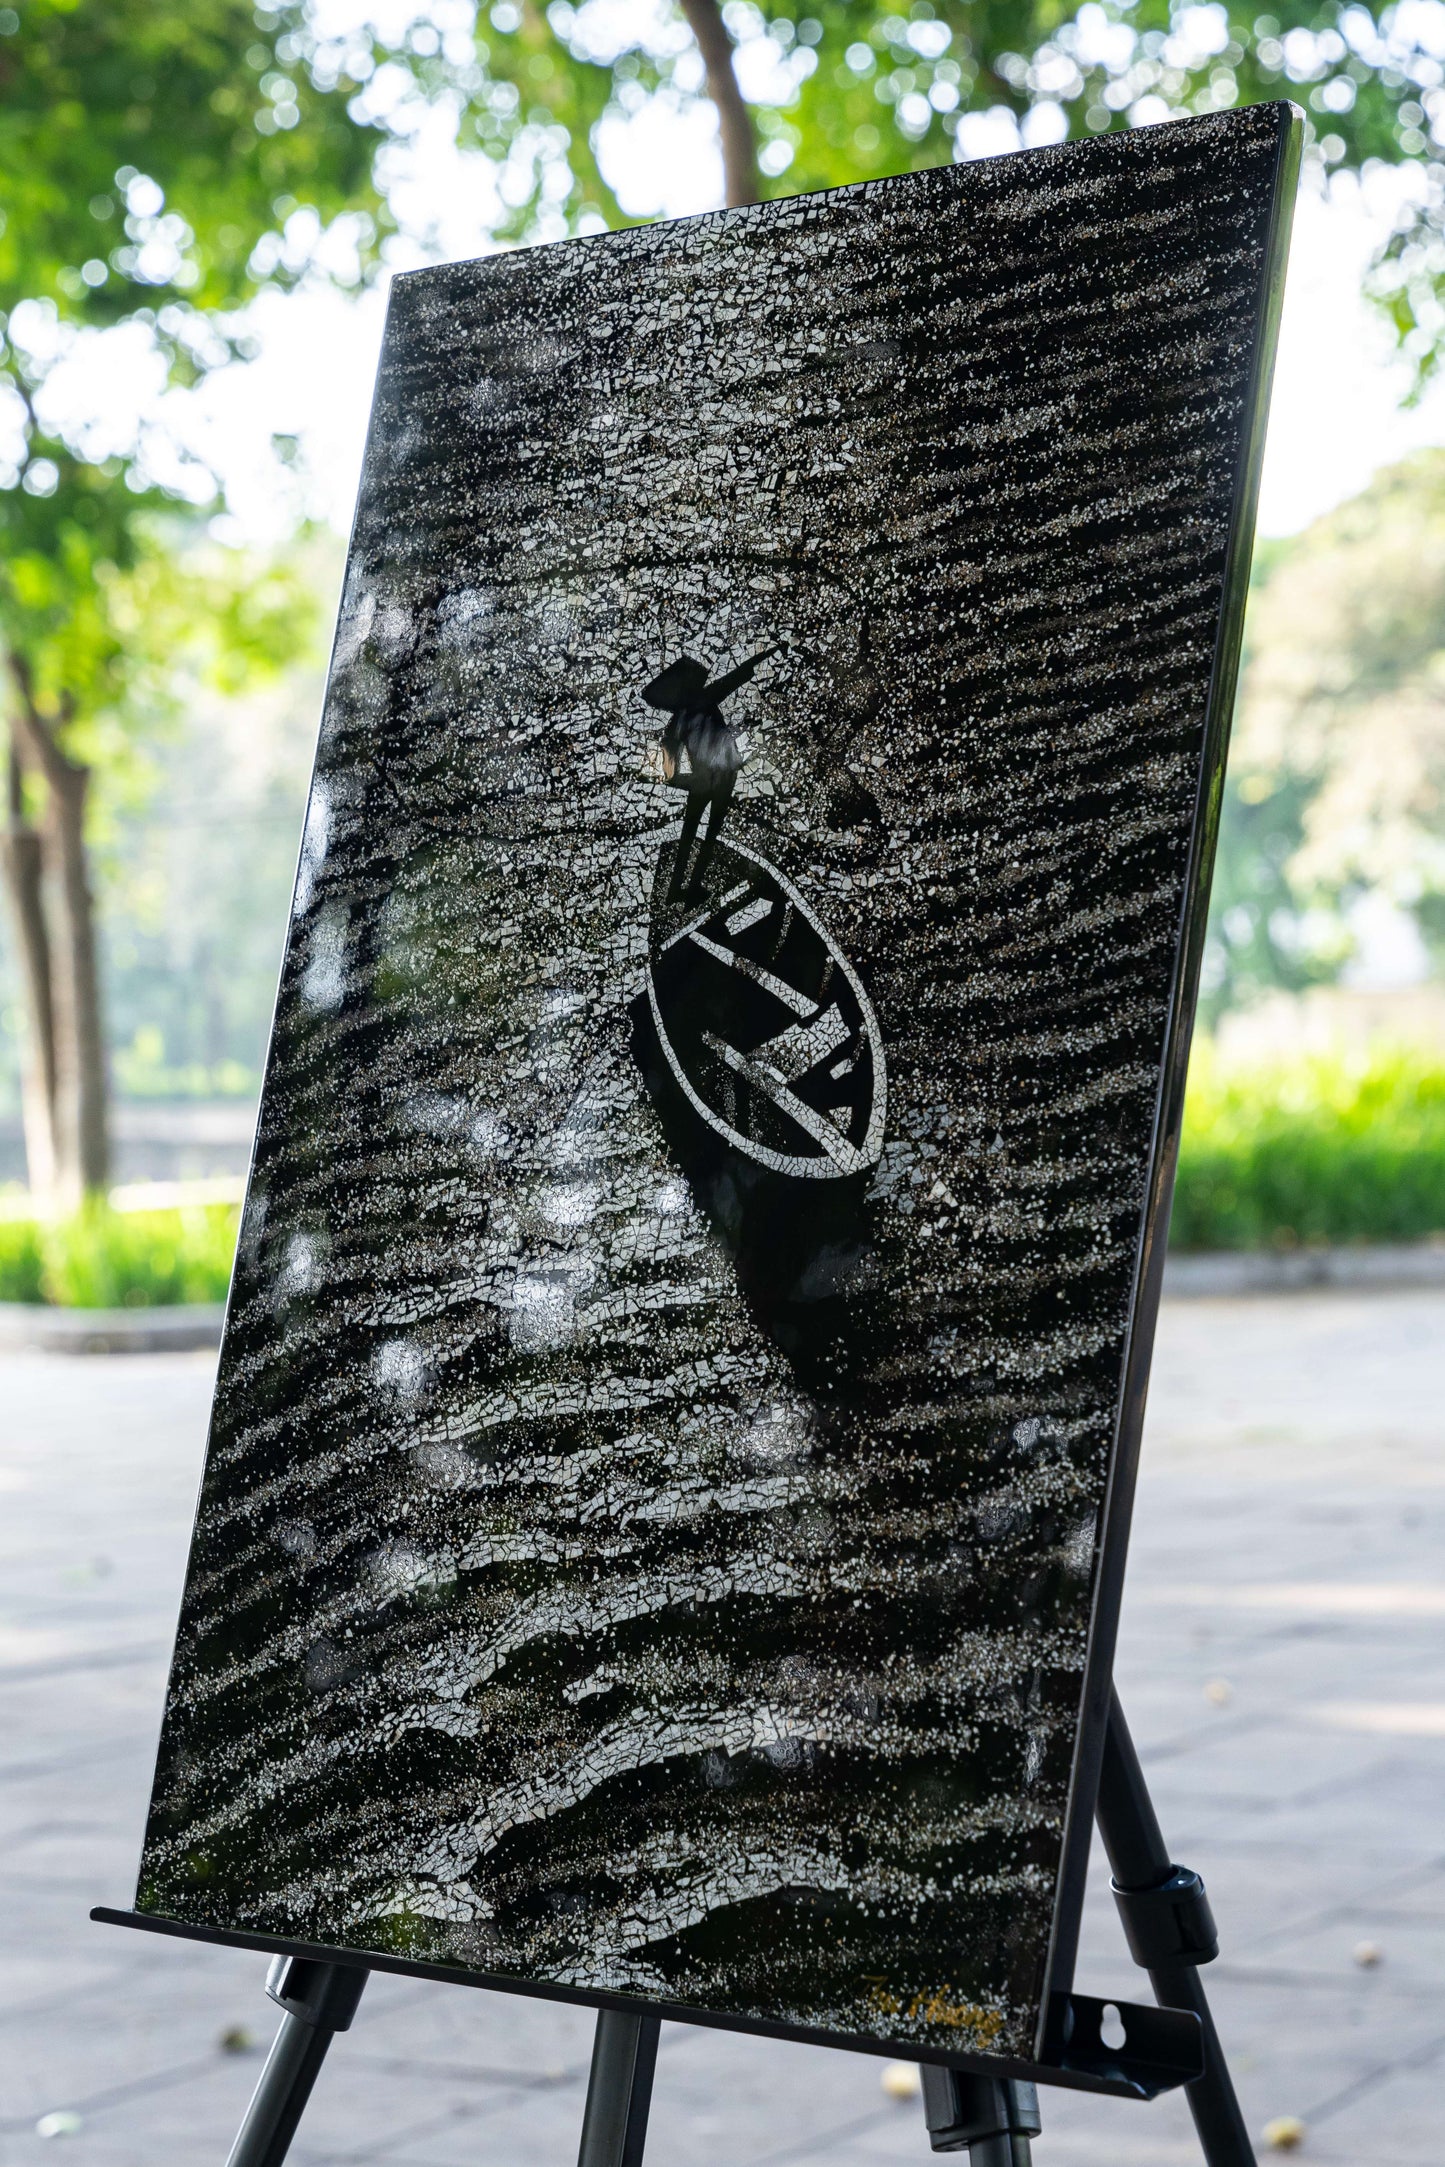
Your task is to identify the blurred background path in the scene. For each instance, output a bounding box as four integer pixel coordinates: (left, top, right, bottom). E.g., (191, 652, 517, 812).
(1, 1285, 1440, 2167)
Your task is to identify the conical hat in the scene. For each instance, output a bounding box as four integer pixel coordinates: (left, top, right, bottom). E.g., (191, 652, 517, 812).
(641, 645, 780, 713)
(641, 656, 712, 710)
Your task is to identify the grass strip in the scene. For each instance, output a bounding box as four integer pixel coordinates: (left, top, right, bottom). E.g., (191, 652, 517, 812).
(0, 1201, 240, 1307)
(1172, 1045, 1445, 1251)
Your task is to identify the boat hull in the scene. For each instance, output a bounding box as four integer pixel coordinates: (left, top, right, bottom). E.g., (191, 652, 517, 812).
(631, 829, 887, 1326)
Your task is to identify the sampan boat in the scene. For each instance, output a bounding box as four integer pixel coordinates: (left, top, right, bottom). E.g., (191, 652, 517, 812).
(639, 833, 887, 1186)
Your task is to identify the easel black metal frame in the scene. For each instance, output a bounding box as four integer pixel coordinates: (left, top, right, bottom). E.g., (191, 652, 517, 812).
(94, 1686, 1254, 2167)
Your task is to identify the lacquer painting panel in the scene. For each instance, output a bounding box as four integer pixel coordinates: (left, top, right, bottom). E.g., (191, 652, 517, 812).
(135, 105, 1293, 2064)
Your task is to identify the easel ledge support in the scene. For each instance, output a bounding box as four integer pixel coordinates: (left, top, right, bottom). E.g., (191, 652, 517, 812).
(578, 2006, 662, 2167)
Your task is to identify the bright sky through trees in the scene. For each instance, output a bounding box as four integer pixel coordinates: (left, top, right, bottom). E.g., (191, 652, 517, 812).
(1265, 168, 1445, 533)
(25, 118, 1445, 558)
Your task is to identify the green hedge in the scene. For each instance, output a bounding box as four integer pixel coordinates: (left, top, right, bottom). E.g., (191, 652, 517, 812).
(0, 1202, 240, 1308)
(1172, 1047, 1445, 1251)
(0, 1051, 1442, 1305)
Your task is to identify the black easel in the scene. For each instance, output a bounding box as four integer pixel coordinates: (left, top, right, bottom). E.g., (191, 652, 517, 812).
(1099, 1691, 1255, 2162)
(225, 1956, 366, 2167)
(220, 1689, 1253, 2167)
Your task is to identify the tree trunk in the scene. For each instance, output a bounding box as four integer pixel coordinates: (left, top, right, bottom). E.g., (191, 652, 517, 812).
(5, 660, 109, 1203)
(1, 741, 60, 1198)
(680, 0, 760, 208)
(46, 757, 108, 1197)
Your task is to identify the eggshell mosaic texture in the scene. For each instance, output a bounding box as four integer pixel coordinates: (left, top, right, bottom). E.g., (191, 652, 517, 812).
(138, 106, 1289, 2061)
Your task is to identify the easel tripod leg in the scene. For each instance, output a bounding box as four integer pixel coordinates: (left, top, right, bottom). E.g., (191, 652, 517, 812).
(577, 2007, 661, 2167)
(1143, 1965, 1254, 2166)
(1096, 1689, 1255, 2167)
(225, 1957, 368, 2167)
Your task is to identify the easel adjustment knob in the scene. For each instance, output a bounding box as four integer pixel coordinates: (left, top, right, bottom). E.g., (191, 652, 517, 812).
(1111, 1865, 1219, 1969)
(921, 2067, 1041, 2159)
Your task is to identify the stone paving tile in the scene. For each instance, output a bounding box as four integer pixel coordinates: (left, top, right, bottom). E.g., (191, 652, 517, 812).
(1, 1294, 1441, 2166)
(1312, 2043, 1445, 2160)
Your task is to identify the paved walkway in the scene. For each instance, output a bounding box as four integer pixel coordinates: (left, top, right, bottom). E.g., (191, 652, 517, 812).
(1, 1290, 1441, 2166)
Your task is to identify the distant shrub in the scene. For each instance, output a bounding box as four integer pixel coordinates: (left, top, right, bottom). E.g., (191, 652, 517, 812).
(0, 1202, 239, 1308)
(1172, 1046, 1445, 1251)
(0, 1218, 46, 1303)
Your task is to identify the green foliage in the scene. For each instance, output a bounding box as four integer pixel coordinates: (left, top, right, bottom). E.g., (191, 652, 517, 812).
(476, 4, 1444, 206)
(1172, 1045, 1445, 1249)
(0, 0, 389, 640)
(0, 495, 321, 802)
(1200, 767, 1350, 1025)
(1216, 446, 1445, 997)
(0, 0, 388, 328)
(0, 1199, 238, 1305)
(0, 1214, 43, 1300)
(455, 3, 1445, 379)
(0, 0, 396, 797)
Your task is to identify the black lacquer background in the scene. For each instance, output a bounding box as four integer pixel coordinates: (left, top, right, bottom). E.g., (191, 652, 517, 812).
(137, 107, 1292, 2061)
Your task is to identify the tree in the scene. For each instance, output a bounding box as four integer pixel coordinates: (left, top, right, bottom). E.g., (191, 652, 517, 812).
(0, 501, 318, 1195)
(435, 0, 1445, 385)
(680, 0, 761, 204)
(0, 0, 401, 1199)
(1221, 448, 1445, 988)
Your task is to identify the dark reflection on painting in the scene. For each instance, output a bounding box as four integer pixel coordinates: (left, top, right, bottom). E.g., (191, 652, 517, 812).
(132, 108, 1293, 2066)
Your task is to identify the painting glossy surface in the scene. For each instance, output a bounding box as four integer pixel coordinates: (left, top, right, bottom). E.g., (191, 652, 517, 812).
(137, 107, 1293, 2063)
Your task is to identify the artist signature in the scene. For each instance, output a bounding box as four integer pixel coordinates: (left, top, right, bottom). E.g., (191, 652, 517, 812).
(865, 1981, 1005, 2044)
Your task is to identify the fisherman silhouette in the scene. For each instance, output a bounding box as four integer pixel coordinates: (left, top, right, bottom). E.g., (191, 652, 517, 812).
(643, 647, 778, 900)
